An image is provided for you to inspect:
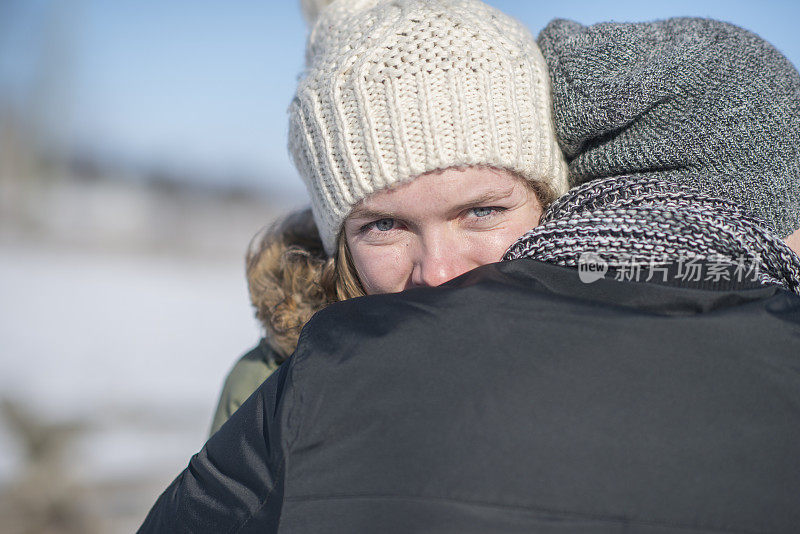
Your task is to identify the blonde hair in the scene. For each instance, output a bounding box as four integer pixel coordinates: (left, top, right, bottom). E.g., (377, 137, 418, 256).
(247, 173, 555, 358)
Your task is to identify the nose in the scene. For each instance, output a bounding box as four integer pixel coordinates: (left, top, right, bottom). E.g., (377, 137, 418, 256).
(410, 232, 473, 288)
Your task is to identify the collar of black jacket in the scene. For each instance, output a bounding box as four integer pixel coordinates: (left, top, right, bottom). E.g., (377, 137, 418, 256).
(448, 259, 781, 317)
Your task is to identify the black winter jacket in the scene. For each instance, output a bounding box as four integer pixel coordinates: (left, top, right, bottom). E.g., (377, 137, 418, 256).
(139, 259, 800, 533)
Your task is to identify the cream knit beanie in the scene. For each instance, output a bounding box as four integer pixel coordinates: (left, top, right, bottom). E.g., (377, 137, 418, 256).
(290, 0, 568, 255)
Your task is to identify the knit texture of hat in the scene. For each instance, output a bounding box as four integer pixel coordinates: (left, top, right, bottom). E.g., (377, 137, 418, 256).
(290, 0, 568, 254)
(537, 17, 800, 240)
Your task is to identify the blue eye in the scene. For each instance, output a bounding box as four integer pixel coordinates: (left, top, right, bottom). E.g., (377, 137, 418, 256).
(374, 218, 395, 231)
(471, 207, 496, 217)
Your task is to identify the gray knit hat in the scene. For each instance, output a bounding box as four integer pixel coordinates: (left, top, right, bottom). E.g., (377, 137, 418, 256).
(290, 0, 568, 255)
(537, 17, 800, 239)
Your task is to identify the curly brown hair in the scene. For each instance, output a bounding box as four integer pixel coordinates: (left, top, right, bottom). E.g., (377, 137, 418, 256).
(245, 208, 363, 360)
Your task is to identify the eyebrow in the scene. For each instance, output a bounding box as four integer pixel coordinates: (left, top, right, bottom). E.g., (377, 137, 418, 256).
(347, 186, 518, 222)
(449, 187, 516, 214)
(347, 207, 398, 222)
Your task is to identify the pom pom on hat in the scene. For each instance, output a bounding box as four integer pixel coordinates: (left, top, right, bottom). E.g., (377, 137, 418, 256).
(299, 0, 337, 27)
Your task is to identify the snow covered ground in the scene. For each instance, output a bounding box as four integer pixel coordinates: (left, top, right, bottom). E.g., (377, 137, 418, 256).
(0, 242, 264, 530)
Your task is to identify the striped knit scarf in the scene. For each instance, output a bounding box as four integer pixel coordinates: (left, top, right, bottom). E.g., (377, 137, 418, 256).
(504, 176, 800, 294)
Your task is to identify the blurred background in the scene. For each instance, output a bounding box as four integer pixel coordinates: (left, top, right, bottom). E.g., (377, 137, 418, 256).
(2, 1, 799, 532)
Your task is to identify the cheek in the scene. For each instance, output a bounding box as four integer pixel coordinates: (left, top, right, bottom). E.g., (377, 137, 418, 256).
(467, 230, 524, 264)
(470, 206, 541, 262)
(787, 227, 800, 256)
(349, 242, 413, 295)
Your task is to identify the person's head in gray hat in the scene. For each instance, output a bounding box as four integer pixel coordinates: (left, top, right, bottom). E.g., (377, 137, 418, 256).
(537, 17, 800, 253)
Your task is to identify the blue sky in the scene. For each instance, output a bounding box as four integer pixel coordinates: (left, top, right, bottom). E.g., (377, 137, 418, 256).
(3, 0, 800, 195)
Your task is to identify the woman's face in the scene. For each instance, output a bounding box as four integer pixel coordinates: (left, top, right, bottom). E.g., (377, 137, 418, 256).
(343, 167, 544, 295)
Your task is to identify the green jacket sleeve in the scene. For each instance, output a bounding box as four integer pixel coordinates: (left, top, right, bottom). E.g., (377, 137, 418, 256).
(209, 338, 281, 436)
